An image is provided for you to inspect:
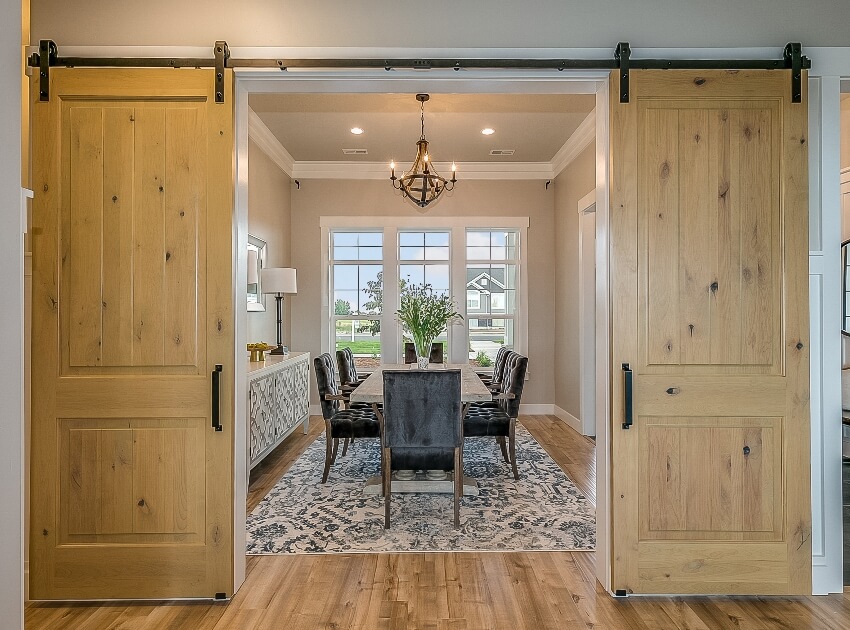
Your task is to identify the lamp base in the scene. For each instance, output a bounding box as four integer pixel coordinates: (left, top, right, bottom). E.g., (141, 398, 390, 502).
(269, 346, 286, 355)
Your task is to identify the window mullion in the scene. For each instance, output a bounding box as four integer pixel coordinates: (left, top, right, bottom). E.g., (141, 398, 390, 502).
(381, 227, 399, 364)
(451, 226, 467, 364)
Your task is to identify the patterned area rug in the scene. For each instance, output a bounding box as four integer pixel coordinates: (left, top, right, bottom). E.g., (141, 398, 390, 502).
(246, 424, 595, 554)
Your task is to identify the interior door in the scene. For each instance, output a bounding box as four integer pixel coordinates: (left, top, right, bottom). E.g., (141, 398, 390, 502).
(30, 68, 234, 599)
(609, 70, 810, 594)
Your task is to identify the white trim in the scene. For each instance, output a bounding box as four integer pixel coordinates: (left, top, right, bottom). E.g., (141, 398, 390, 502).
(552, 110, 596, 177)
(248, 108, 294, 176)
(577, 190, 597, 437)
(293, 161, 553, 180)
(594, 79, 612, 594)
(808, 76, 844, 595)
(553, 405, 583, 434)
(519, 404, 554, 415)
(320, 216, 530, 229)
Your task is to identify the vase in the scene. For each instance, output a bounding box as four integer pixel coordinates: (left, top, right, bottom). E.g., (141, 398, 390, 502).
(413, 337, 432, 370)
(417, 355, 429, 370)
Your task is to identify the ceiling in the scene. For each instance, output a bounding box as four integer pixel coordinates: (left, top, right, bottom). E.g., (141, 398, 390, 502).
(248, 93, 596, 165)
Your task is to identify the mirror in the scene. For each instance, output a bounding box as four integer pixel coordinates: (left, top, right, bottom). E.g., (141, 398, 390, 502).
(248, 235, 267, 312)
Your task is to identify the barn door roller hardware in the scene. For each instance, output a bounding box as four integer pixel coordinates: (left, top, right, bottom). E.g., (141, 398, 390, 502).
(29, 40, 811, 104)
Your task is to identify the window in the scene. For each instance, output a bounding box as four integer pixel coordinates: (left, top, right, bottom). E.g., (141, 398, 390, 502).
(330, 231, 383, 368)
(322, 219, 526, 366)
(467, 229, 519, 366)
(399, 231, 451, 360)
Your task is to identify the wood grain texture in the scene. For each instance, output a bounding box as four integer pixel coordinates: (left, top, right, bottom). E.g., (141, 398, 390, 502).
(26, 417, 849, 629)
(30, 69, 235, 600)
(610, 70, 810, 594)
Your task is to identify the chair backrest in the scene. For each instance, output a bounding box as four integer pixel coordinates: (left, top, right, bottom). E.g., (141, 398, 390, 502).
(404, 342, 444, 364)
(314, 353, 341, 419)
(491, 347, 511, 384)
(382, 370, 462, 449)
(498, 352, 528, 418)
(336, 347, 359, 387)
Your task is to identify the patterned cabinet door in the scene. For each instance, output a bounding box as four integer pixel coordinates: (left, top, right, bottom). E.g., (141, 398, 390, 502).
(276, 364, 296, 436)
(249, 373, 276, 462)
(292, 358, 310, 422)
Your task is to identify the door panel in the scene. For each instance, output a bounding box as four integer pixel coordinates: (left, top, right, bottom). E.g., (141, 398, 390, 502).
(610, 70, 810, 594)
(31, 69, 234, 599)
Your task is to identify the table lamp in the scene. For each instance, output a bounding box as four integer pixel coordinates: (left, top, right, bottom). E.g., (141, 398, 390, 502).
(261, 267, 297, 355)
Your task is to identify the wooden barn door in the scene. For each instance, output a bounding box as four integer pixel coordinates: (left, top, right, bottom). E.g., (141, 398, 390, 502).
(30, 69, 235, 599)
(609, 70, 810, 594)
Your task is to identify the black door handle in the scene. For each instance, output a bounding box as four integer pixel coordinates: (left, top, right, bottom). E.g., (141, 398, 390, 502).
(212, 364, 223, 431)
(622, 363, 633, 430)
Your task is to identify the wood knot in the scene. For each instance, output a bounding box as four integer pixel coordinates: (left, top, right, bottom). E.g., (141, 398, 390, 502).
(694, 134, 701, 143)
(796, 341, 804, 350)
(742, 267, 752, 281)
(743, 126, 753, 140)
(693, 77, 706, 86)
(179, 210, 185, 217)
(158, 185, 164, 193)
(800, 137, 806, 145)
(112, 195, 118, 202)
(42, 529, 49, 537)
(659, 162, 671, 179)
(718, 183, 729, 200)
(165, 251, 171, 262)
(710, 281, 719, 294)
(137, 498, 145, 507)
(217, 319, 223, 332)
(688, 324, 695, 337)
(666, 341, 673, 353)
(743, 445, 751, 456)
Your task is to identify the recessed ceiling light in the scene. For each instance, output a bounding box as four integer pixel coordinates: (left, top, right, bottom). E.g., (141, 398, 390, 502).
(481, 128, 495, 136)
(350, 127, 364, 135)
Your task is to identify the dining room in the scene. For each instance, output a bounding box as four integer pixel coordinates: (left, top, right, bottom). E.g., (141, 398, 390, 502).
(242, 91, 600, 557)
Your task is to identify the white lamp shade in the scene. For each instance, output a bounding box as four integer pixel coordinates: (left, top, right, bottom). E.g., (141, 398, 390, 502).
(261, 267, 297, 294)
(247, 249, 259, 285)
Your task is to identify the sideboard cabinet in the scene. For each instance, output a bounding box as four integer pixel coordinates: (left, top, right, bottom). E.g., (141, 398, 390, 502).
(247, 351, 310, 469)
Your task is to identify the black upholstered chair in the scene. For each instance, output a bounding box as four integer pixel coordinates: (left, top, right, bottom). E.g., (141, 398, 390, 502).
(335, 347, 371, 409)
(476, 346, 510, 387)
(463, 352, 528, 480)
(314, 353, 380, 483)
(403, 342, 444, 365)
(377, 369, 464, 528)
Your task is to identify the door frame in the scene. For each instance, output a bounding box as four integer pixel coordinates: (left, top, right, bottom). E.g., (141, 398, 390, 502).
(578, 189, 597, 437)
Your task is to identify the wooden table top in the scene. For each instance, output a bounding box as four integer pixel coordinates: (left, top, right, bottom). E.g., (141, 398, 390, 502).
(349, 364, 493, 404)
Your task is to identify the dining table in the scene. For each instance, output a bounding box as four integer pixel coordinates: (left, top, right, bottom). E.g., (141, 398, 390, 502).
(350, 363, 493, 496)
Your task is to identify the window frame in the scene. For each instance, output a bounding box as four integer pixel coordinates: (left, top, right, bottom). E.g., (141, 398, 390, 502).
(321, 217, 528, 367)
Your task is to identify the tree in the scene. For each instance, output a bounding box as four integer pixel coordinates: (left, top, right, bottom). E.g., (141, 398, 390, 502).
(357, 272, 410, 337)
(334, 299, 352, 315)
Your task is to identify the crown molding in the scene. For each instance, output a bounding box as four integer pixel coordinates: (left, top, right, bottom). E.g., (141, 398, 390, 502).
(551, 110, 596, 178)
(248, 108, 294, 177)
(292, 161, 553, 180)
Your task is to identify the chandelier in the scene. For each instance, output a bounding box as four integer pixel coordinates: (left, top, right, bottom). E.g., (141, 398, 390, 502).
(390, 94, 457, 211)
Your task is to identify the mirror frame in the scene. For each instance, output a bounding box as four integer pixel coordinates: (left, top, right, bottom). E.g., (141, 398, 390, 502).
(248, 234, 267, 312)
(841, 239, 850, 337)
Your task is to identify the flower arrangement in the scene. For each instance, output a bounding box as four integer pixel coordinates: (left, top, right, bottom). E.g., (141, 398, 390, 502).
(396, 283, 463, 367)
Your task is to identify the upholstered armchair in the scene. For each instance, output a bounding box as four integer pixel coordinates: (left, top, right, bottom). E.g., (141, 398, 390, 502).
(476, 346, 510, 387)
(377, 369, 464, 528)
(314, 353, 381, 483)
(463, 352, 528, 479)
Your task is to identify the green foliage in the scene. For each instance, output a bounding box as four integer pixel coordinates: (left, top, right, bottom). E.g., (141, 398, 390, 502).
(336, 341, 381, 355)
(334, 299, 352, 315)
(475, 351, 492, 367)
(396, 283, 463, 358)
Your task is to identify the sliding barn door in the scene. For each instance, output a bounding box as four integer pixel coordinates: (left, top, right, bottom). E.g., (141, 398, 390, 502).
(30, 69, 234, 599)
(609, 70, 810, 594)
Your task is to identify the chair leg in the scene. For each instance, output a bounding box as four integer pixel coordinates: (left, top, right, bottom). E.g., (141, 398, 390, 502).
(322, 423, 333, 484)
(497, 436, 510, 464)
(331, 438, 339, 464)
(454, 447, 462, 527)
(342, 438, 350, 456)
(509, 420, 519, 480)
(383, 448, 392, 529)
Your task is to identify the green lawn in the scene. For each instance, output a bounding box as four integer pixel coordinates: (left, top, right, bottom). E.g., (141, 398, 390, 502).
(336, 341, 381, 355)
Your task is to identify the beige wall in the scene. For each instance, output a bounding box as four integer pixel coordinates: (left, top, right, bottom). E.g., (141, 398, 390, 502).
(841, 95, 850, 173)
(290, 179, 555, 406)
(30, 1, 850, 48)
(553, 144, 597, 418)
(247, 139, 292, 346)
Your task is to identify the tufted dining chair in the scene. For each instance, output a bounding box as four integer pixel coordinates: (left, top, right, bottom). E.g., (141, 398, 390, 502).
(314, 353, 380, 483)
(463, 352, 528, 479)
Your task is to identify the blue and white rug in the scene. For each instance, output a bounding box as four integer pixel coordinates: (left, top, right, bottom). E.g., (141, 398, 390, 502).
(246, 425, 595, 554)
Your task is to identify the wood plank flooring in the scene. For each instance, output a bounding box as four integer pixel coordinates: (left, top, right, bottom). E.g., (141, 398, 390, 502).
(26, 416, 850, 630)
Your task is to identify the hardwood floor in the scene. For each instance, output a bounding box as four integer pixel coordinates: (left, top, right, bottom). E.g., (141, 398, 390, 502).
(26, 416, 850, 629)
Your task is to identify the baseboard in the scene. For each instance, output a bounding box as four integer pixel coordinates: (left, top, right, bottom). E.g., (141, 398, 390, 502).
(519, 403, 554, 415)
(309, 403, 322, 416)
(554, 405, 582, 434)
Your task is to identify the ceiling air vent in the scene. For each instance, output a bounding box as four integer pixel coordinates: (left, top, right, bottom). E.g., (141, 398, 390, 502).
(342, 148, 368, 155)
(489, 149, 515, 156)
